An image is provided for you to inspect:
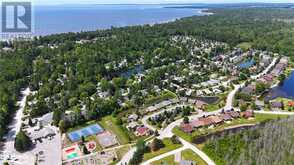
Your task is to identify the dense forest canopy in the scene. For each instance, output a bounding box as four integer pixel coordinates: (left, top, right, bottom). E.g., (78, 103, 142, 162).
(1, 8, 294, 139)
(203, 117, 294, 165)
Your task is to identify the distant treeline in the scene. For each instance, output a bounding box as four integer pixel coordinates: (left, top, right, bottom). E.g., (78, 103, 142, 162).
(2, 8, 294, 139)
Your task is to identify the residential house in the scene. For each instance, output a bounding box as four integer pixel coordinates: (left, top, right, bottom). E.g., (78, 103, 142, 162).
(208, 116, 223, 125)
(194, 100, 208, 110)
(220, 113, 233, 121)
(271, 102, 283, 111)
(288, 101, 294, 107)
(226, 111, 240, 118)
(128, 114, 139, 122)
(135, 126, 150, 136)
(255, 100, 265, 110)
(241, 84, 256, 95)
(190, 120, 205, 129)
(241, 110, 254, 119)
(180, 123, 193, 133)
(127, 122, 140, 131)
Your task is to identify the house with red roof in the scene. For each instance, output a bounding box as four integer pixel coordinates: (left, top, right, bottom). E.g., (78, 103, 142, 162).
(241, 110, 254, 119)
(135, 126, 150, 137)
(288, 101, 294, 107)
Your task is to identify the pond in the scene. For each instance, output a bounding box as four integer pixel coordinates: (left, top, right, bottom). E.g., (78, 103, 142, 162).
(120, 65, 144, 78)
(239, 59, 255, 69)
(265, 70, 294, 100)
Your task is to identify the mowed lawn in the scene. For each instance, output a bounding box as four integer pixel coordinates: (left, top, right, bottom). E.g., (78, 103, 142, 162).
(99, 116, 131, 145)
(143, 138, 183, 161)
(181, 149, 207, 165)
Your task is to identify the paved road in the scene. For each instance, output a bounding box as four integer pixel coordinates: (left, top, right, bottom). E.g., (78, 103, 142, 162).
(117, 57, 279, 165)
(0, 88, 32, 165)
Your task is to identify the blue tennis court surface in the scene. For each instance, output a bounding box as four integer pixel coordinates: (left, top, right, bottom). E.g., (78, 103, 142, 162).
(68, 124, 104, 142)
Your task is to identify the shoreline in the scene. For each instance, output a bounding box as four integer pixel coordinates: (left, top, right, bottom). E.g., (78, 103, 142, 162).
(1, 8, 211, 42)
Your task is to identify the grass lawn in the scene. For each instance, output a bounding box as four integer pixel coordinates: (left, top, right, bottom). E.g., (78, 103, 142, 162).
(115, 145, 131, 160)
(237, 42, 252, 51)
(181, 149, 207, 165)
(173, 113, 289, 142)
(151, 155, 177, 165)
(205, 92, 229, 112)
(99, 116, 131, 145)
(143, 138, 183, 161)
(144, 90, 177, 107)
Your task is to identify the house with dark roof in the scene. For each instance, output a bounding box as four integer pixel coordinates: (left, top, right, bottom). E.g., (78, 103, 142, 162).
(226, 111, 240, 118)
(271, 102, 283, 111)
(220, 113, 233, 121)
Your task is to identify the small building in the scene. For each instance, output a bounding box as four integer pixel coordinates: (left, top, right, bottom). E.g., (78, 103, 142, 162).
(241, 110, 254, 119)
(190, 120, 205, 128)
(220, 113, 233, 121)
(180, 123, 193, 133)
(271, 102, 283, 111)
(135, 126, 150, 136)
(199, 117, 214, 127)
(127, 122, 140, 131)
(226, 111, 240, 118)
(128, 114, 139, 122)
(288, 101, 294, 107)
(241, 84, 256, 95)
(194, 100, 208, 110)
(208, 116, 223, 125)
(255, 100, 265, 110)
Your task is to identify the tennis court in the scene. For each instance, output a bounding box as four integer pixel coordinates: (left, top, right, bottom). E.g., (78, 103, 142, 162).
(68, 124, 104, 142)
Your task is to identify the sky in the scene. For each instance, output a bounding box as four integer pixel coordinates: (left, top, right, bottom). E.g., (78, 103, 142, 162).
(30, 0, 294, 5)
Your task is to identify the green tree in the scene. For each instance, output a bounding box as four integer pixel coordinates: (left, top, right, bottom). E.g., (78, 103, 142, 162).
(14, 130, 32, 152)
(150, 138, 165, 152)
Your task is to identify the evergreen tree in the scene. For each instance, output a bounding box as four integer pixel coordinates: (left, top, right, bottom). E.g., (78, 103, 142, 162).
(14, 130, 32, 152)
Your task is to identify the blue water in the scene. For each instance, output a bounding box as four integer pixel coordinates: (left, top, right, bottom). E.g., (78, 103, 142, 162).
(267, 71, 294, 100)
(121, 65, 144, 78)
(239, 59, 255, 69)
(33, 5, 204, 36)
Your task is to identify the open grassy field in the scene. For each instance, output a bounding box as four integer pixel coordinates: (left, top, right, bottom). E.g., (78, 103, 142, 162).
(205, 92, 229, 112)
(143, 138, 183, 161)
(237, 42, 252, 51)
(181, 149, 207, 165)
(99, 116, 131, 145)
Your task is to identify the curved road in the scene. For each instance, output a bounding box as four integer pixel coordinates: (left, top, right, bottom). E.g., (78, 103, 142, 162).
(117, 57, 279, 165)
